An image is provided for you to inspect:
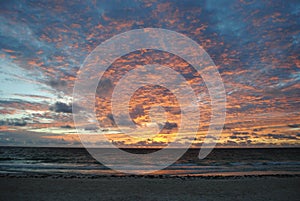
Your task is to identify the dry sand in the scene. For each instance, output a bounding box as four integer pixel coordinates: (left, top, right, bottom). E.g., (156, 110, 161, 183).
(0, 176, 299, 201)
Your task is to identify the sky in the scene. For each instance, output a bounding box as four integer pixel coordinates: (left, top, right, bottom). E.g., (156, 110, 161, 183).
(0, 0, 299, 148)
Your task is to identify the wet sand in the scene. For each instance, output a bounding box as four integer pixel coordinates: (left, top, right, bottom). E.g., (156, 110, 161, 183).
(0, 175, 299, 201)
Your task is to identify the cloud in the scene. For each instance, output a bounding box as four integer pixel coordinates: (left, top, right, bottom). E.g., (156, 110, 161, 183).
(0, 0, 299, 147)
(60, 125, 73, 129)
(226, 140, 238, 146)
(48, 79, 67, 88)
(0, 119, 27, 126)
(0, 99, 48, 111)
(264, 134, 298, 140)
(232, 131, 250, 135)
(160, 122, 178, 130)
(49, 102, 72, 113)
(0, 131, 82, 147)
(229, 135, 250, 140)
(288, 124, 300, 128)
(96, 78, 114, 98)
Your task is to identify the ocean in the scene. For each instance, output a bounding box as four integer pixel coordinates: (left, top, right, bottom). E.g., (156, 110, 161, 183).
(0, 147, 299, 177)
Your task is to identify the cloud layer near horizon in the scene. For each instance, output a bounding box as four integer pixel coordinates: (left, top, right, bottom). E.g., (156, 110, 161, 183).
(0, 0, 299, 147)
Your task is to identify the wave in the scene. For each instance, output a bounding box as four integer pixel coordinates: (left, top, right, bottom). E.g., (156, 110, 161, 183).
(0, 147, 299, 176)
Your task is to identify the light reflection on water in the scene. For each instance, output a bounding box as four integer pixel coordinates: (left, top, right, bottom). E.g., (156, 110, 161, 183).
(0, 147, 299, 177)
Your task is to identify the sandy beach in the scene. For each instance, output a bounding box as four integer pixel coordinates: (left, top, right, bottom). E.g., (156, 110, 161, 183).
(0, 175, 299, 201)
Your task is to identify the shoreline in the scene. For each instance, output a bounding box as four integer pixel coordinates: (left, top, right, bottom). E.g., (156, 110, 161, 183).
(1, 172, 299, 179)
